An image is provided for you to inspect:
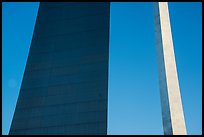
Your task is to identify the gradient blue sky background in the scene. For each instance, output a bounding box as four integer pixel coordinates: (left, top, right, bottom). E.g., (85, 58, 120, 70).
(2, 2, 202, 135)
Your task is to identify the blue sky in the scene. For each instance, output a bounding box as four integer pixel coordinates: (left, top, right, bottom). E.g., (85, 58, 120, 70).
(2, 2, 202, 135)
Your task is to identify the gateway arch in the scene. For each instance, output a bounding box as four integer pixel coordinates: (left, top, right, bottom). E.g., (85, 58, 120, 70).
(9, 2, 187, 135)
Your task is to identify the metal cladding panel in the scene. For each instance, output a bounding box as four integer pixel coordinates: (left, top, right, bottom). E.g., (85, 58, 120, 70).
(9, 2, 110, 135)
